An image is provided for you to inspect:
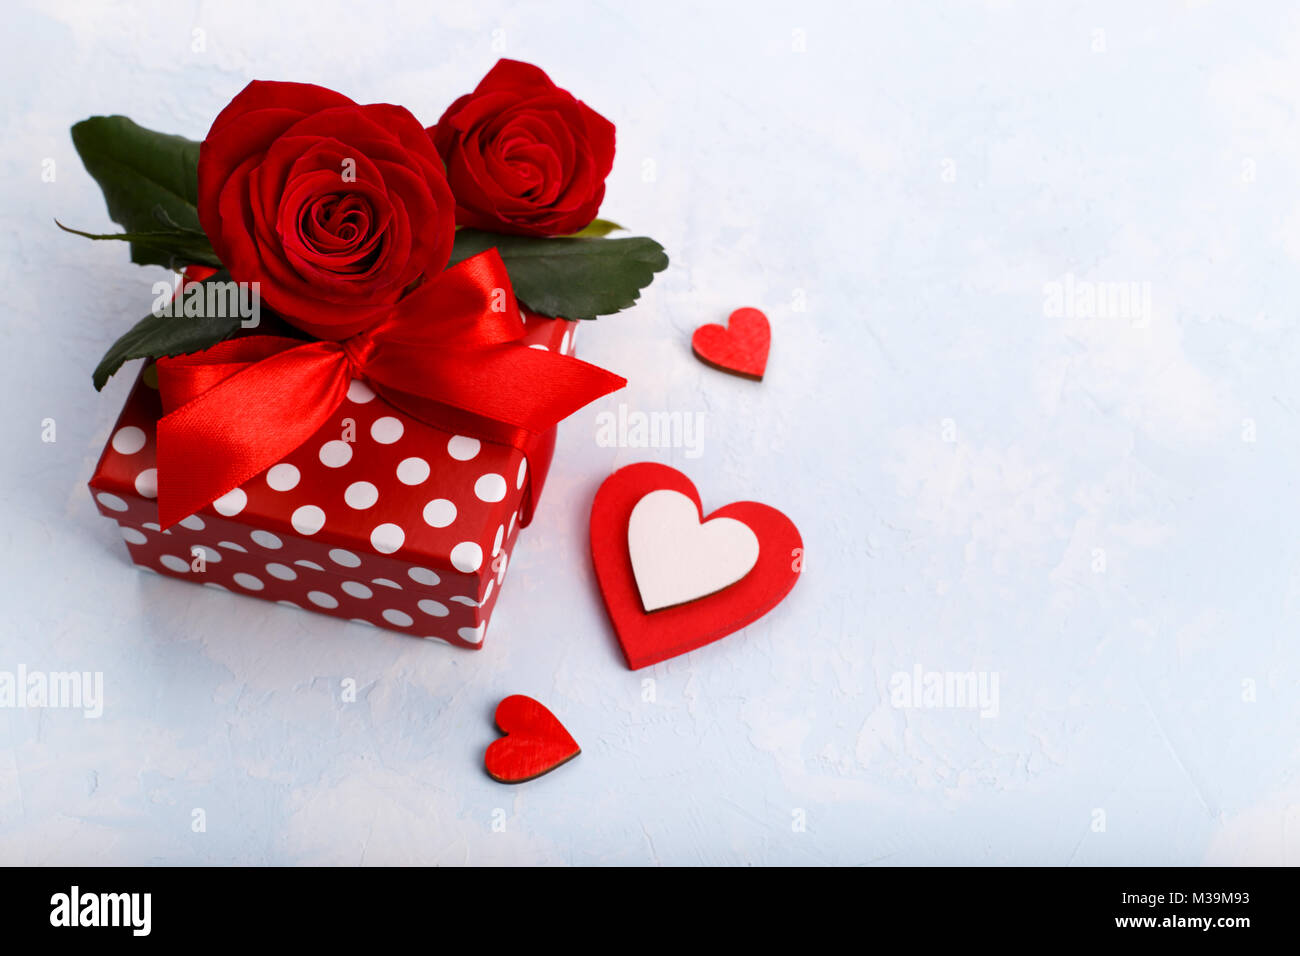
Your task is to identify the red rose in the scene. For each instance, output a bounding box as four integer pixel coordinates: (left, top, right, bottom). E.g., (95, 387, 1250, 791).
(429, 59, 615, 237)
(198, 81, 457, 340)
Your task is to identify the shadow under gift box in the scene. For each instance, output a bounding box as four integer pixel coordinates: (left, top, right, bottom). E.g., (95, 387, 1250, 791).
(88, 312, 581, 648)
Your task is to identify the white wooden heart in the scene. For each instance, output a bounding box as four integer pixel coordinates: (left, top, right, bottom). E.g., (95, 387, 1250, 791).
(627, 489, 760, 612)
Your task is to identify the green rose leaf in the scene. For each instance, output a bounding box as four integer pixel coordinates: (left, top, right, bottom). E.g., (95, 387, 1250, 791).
(92, 271, 243, 390)
(69, 115, 215, 269)
(450, 230, 668, 320)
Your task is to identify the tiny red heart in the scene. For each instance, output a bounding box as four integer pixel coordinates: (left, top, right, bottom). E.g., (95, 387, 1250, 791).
(691, 307, 770, 379)
(484, 695, 581, 783)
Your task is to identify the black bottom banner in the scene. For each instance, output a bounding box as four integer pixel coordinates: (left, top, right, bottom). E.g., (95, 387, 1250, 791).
(0, 865, 1285, 942)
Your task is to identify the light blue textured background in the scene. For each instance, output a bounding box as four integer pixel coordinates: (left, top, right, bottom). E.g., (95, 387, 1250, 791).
(1, 0, 1297, 865)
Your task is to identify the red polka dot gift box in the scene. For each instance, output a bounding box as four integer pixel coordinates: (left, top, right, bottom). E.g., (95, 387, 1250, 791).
(89, 315, 583, 648)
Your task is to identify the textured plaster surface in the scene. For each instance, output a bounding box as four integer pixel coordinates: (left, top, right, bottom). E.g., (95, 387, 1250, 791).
(1, 0, 1297, 864)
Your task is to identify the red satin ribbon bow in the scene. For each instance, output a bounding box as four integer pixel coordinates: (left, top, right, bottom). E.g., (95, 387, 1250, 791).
(153, 249, 625, 529)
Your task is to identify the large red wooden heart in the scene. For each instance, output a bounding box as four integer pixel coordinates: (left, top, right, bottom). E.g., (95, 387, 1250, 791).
(590, 463, 802, 669)
(484, 695, 581, 783)
(691, 307, 770, 379)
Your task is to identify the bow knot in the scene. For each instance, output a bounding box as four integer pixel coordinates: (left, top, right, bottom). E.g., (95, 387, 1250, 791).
(340, 331, 377, 375)
(153, 249, 625, 530)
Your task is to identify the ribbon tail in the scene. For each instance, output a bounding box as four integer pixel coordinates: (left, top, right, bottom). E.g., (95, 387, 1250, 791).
(517, 425, 556, 527)
(155, 344, 351, 529)
(367, 344, 626, 433)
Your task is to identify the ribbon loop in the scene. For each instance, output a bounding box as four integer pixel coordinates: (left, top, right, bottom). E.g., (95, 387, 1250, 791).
(154, 249, 625, 529)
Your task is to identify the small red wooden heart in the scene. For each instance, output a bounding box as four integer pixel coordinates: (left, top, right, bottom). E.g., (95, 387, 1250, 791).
(591, 463, 802, 669)
(484, 695, 581, 783)
(691, 307, 770, 380)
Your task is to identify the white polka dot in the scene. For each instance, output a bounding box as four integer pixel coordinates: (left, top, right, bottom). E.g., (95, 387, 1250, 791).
(266, 463, 300, 491)
(496, 552, 508, 584)
(382, 609, 414, 627)
(475, 473, 507, 503)
(345, 481, 379, 510)
(483, 579, 495, 604)
(294, 560, 324, 571)
(277, 600, 300, 609)
(159, 554, 189, 573)
(450, 595, 479, 607)
(516, 458, 527, 490)
(204, 582, 227, 591)
(120, 526, 147, 545)
(292, 506, 326, 535)
(112, 426, 147, 455)
(329, 548, 361, 568)
(350, 618, 376, 628)
(307, 590, 338, 609)
(213, 488, 247, 516)
(250, 529, 282, 549)
(372, 578, 402, 589)
(447, 435, 480, 460)
(191, 545, 220, 563)
(408, 566, 440, 586)
(450, 542, 483, 573)
(219, 541, 247, 553)
(370, 523, 404, 554)
(319, 440, 352, 467)
(418, 598, 449, 617)
(422, 498, 457, 528)
(528, 343, 549, 351)
(508, 512, 518, 535)
(341, 581, 373, 599)
(134, 468, 158, 498)
(491, 524, 504, 556)
(396, 457, 430, 485)
(142, 522, 161, 531)
(370, 417, 403, 444)
(423, 635, 452, 645)
(178, 514, 205, 531)
(265, 563, 296, 581)
(96, 493, 128, 512)
(233, 572, 264, 591)
(347, 379, 376, 403)
(561, 329, 572, 354)
(459, 623, 486, 645)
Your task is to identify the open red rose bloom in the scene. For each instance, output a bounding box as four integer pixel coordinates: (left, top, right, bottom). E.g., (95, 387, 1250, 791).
(199, 81, 458, 339)
(430, 59, 616, 236)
